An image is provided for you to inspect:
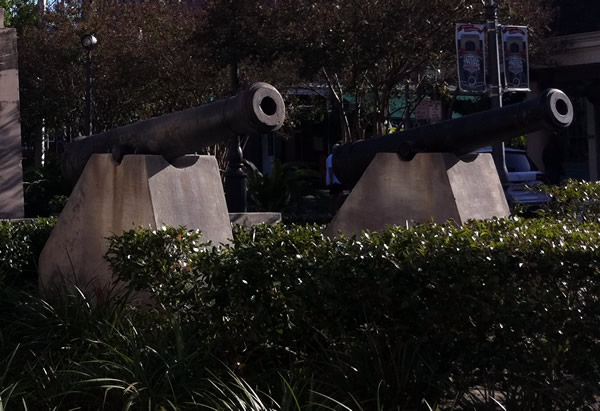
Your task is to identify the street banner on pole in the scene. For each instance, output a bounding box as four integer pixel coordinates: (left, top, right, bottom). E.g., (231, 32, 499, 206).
(502, 26, 530, 91)
(456, 23, 486, 93)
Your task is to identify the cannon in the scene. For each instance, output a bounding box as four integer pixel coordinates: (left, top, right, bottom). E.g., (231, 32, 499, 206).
(63, 82, 285, 185)
(325, 89, 574, 236)
(332, 88, 573, 189)
(40, 83, 286, 297)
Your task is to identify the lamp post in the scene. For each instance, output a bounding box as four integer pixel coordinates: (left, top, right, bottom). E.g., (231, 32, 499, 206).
(81, 34, 97, 136)
(223, 61, 248, 212)
(484, 0, 509, 183)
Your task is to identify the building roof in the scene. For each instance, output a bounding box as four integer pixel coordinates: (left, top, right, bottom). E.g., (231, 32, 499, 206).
(551, 31, 600, 67)
(552, 0, 600, 35)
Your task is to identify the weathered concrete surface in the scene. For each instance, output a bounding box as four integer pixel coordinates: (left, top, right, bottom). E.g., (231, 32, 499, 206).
(229, 212, 282, 226)
(0, 23, 24, 218)
(325, 153, 509, 237)
(39, 154, 232, 295)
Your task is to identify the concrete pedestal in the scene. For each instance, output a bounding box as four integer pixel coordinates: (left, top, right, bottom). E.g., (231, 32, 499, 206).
(325, 153, 510, 237)
(39, 154, 232, 295)
(0, 19, 24, 218)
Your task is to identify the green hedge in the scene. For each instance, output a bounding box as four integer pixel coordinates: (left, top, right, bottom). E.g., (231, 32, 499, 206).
(533, 179, 600, 222)
(1, 198, 599, 409)
(0, 218, 55, 286)
(104, 218, 600, 409)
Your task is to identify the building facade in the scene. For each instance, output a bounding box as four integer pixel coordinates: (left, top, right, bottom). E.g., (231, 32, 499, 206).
(529, 0, 600, 181)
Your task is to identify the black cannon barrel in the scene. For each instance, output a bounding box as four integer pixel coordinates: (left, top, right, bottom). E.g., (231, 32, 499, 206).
(62, 82, 285, 185)
(333, 88, 573, 188)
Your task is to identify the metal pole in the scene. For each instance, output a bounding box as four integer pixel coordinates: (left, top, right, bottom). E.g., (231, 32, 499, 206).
(85, 49, 92, 136)
(223, 61, 248, 212)
(485, 0, 509, 183)
(81, 34, 97, 136)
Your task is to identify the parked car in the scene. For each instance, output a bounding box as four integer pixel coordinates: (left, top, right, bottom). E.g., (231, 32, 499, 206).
(478, 147, 550, 207)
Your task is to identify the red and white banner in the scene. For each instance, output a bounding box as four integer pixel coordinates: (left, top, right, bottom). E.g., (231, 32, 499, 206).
(456, 23, 486, 93)
(502, 26, 530, 91)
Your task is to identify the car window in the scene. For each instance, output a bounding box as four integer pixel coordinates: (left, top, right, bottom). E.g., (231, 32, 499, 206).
(506, 152, 532, 172)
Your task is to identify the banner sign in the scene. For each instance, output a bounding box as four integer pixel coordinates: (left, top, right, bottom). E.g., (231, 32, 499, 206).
(502, 26, 530, 91)
(456, 23, 486, 93)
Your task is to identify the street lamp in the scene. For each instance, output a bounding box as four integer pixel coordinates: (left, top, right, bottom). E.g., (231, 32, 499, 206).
(223, 61, 248, 212)
(484, 0, 509, 183)
(81, 34, 97, 136)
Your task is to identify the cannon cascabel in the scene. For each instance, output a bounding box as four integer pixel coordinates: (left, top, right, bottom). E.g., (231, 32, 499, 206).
(332, 88, 573, 189)
(62, 82, 286, 185)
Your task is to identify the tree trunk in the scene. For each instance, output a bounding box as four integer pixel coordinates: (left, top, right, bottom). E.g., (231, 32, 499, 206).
(322, 68, 351, 143)
(33, 121, 47, 167)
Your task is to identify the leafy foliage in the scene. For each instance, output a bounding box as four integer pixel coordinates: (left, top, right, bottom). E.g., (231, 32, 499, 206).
(2, 183, 600, 408)
(22, 154, 70, 217)
(0, 0, 37, 33)
(0, 218, 55, 287)
(17, 0, 556, 151)
(244, 160, 320, 212)
(534, 179, 600, 222)
(268, 0, 555, 139)
(103, 218, 600, 409)
(18, 0, 221, 145)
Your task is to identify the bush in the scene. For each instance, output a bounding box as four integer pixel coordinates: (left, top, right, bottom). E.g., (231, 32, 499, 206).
(23, 155, 70, 217)
(2, 181, 600, 409)
(0, 218, 55, 287)
(533, 179, 600, 222)
(104, 218, 600, 410)
(244, 160, 320, 212)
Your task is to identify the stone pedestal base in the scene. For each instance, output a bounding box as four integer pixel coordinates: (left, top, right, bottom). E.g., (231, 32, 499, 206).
(325, 153, 510, 237)
(39, 154, 232, 295)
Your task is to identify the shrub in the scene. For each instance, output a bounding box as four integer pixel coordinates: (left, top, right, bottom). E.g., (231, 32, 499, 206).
(3, 181, 600, 409)
(105, 218, 600, 410)
(23, 155, 70, 217)
(533, 179, 600, 222)
(0, 218, 55, 287)
(244, 160, 320, 212)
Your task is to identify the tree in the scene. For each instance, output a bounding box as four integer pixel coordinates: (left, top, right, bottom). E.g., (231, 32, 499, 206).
(263, 0, 555, 141)
(18, 0, 216, 149)
(18, 0, 555, 158)
(196, 0, 304, 91)
(0, 0, 37, 32)
(195, 0, 309, 167)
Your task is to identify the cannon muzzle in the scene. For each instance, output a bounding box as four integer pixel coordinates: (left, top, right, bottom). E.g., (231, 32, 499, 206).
(62, 82, 286, 185)
(333, 88, 573, 188)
